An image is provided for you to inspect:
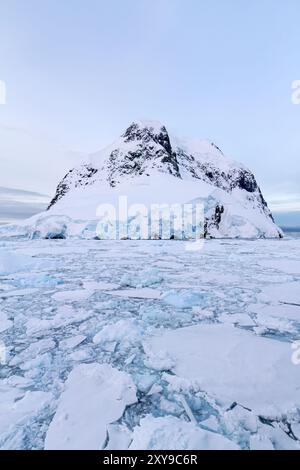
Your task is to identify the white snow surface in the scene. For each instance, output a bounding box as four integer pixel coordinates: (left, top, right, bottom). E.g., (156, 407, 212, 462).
(0, 236, 300, 450)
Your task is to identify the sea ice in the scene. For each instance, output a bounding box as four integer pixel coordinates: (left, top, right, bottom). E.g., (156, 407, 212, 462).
(52, 289, 93, 302)
(121, 268, 163, 288)
(106, 288, 162, 299)
(0, 251, 37, 275)
(129, 415, 239, 450)
(0, 312, 13, 333)
(93, 319, 141, 350)
(162, 290, 206, 309)
(146, 323, 300, 415)
(59, 335, 86, 350)
(44, 363, 136, 450)
(0, 391, 52, 449)
(0, 238, 299, 449)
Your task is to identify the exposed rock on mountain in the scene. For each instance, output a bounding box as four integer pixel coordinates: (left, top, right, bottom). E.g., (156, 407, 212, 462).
(46, 120, 281, 239)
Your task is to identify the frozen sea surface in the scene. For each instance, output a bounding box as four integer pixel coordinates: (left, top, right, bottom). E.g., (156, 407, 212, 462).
(0, 238, 300, 450)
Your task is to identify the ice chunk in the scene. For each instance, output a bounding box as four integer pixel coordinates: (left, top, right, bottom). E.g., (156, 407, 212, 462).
(140, 306, 171, 324)
(15, 274, 62, 288)
(192, 307, 215, 320)
(259, 282, 300, 305)
(29, 215, 70, 239)
(0, 391, 52, 448)
(26, 305, 92, 336)
(105, 424, 132, 450)
(254, 313, 296, 334)
(1, 288, 39, 298)
(59, 335, 86, 350)
(52, 289, 93, 302)
(106, 288, 162, 300)
(4, 376, 33, 388)
(68, 348, 92, 362)
(121, 268, 163, 288)
(135, 374, 156, 393)
(9, 339, 55, 367)
(0, 251, 36, 275)
(129, 415, 239, 450)
(162, 290, 205, 309)
(82, 281, 119, 291)
(146, 324, 300, 415)
(250, 435, 274, 450)
(0, 312, 13, 333)
(249, 303, 300, 322)
(44, 363, 136, 450)
(147, 383, 163, 396)
(0, 250, 52, 276)
(291, 423, 300, 440)
(219, 313, 255, 326)
(93, 319, 141, 350)
(200, 415, 219, 432)
(223, 404, 258, 434)
(143, 344, 176, 371)
(257, 259, 300, 275)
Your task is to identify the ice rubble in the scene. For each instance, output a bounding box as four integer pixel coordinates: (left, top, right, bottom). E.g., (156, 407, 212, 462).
(44, 363, 136, 450)
(129, 415, 239, 450)
(25, 305, 93, 336)
(162, 290, 206, 309)
(93, 319, 142, 350)
(0, 250, 40, 275)
(121, 268, 163, 288)
(0, 238, 300, 450)
(52, 289, 93, 302)
(0, 312, 13, 333)
(0, 389, 53, 449)
(107, 287, 162, 300)
(146, 324, 300, 415)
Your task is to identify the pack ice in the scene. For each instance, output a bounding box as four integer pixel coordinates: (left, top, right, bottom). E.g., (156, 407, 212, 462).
(0, 218, 299, 450)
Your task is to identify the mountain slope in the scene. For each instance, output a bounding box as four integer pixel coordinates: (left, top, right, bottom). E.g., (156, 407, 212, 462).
(45, 120, 281, 239)
(0, 121, 282, 240)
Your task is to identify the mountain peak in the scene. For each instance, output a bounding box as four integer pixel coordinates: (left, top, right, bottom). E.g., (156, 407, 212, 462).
(124, 119, 166, 134)
(122, 120, 168, 143)
(121, 120, 173, 161)
(45, 121, 282, 238)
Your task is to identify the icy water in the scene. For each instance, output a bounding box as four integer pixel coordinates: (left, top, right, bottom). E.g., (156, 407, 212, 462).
(1, 238, 300, 450)
(281, 228, 300, 239)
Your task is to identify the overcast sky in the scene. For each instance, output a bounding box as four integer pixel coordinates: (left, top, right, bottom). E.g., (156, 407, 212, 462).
(0, 0, 299, 224)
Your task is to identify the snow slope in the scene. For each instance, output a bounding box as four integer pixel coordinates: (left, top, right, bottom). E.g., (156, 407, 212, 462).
(0, 121, 282, 239)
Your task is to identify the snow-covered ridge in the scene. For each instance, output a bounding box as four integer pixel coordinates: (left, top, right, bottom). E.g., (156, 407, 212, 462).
(0, 121, 282, 239)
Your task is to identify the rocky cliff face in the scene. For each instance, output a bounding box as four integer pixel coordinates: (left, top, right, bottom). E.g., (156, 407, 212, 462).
(47, 120, 282, 239)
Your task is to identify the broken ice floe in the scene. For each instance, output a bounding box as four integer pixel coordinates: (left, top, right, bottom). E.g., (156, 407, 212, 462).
(44, 363, 136, 450)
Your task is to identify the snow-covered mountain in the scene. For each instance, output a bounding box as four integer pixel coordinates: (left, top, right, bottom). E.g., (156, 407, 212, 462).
(0, 120, 282, 240)
(44, 120, 282, 239)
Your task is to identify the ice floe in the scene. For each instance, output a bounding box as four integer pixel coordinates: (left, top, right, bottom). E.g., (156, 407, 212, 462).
(146, 323, 300, 415)
(130, 415, 239, 450)
(44, 363, 136, 450)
